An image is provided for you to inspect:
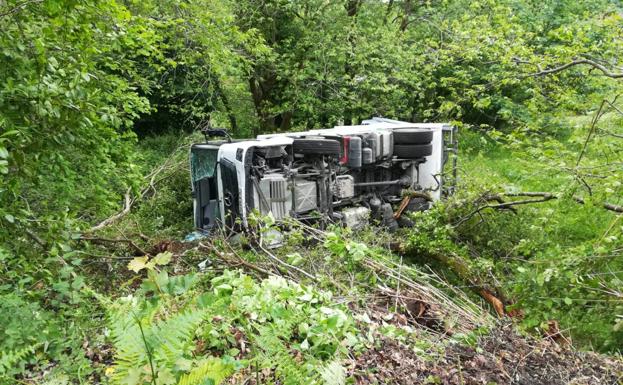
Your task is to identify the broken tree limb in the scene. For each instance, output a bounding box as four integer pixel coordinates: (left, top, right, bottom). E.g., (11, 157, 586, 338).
(394, 191, 434, 219)
(79, 235, 148, 256)
(198, 241, 273, 277)
(89, 142, 187, 232)
(454, 193, 557, 227)
(257, 243, 318, 282)
(506, 192, 623, 213)
(394, 242, 507, 317)
(90, 189, 133, 232)
(572, 195, 623, 213)
(521, 58, 623, 79)
(25, 228, 47, 248)
(456, 192, 622, 227)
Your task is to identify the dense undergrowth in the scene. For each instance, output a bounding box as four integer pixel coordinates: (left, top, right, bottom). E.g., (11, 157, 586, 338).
(3, 124, 622, 384)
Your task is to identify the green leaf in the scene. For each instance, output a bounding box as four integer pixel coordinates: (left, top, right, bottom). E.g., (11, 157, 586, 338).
(128, 256, 149, 273)
(152, 251, 172, 266)
(320, 361, 345, 385)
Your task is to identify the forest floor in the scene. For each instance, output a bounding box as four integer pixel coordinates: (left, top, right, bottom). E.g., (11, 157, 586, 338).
(350, 325, 623, 385)
(72, 228, 623, 385)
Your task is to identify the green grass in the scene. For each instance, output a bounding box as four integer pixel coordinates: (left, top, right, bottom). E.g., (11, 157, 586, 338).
(452, 127, 623, 351)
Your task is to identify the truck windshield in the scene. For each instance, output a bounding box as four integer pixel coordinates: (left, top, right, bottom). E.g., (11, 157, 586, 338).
(191, 147, 218, 183)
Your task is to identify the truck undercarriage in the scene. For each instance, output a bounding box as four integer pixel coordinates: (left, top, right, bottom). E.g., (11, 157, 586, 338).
(190, 118, 456, 232)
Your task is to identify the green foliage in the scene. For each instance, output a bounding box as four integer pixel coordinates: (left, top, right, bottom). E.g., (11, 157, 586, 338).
(0, 0, 150, 252)
(0, 345, 38, 377)
(106, 290, 235, 385)
(178, 358, 235, 385)
(105, 267, 356, 385)
(415, 125, 623, 351)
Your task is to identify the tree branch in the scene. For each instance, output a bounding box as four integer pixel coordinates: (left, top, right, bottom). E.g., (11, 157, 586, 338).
(506, 192, 623, 213)
(90, 189, 133, 232)
(525, 58, 623, 79)
(455, 194, 556, 227)
(456, 191, 622, 227)
(79, 235, 148, 255)
(0, 0, 43, 18)
(572, 195, 623, 213)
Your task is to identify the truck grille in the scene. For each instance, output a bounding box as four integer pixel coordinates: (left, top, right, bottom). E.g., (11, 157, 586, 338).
(269, 179, 288, 219)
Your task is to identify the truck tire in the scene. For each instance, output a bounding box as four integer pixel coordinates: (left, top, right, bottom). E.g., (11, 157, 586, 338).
(406, 197, 430, 212)
(293, 138, 341, 155)
(393, 129, 433, 145)
(393, 144, 432, 158)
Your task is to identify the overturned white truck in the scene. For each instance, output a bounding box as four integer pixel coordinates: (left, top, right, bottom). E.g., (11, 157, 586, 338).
(190, 118, 456, 231)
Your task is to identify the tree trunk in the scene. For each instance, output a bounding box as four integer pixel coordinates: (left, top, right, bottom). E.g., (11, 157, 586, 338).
(249, 70, 277, 135)
(399, 0, 413, 32)
(343, 0, 361, 126)
(213, 75, 238, 136)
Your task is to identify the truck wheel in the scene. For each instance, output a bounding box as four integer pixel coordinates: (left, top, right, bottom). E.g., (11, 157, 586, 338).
(393, 144, 433, 158)
(393, 129, 433, 145)
(406, 197, 430, 212)
(293, 138, 341, 155)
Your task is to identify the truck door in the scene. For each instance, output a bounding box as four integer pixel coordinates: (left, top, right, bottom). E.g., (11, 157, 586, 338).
(190, 146, 219, 230)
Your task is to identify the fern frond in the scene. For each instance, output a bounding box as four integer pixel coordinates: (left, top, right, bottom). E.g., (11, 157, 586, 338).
(178, 357, 234, 385)
(152, 307, 207, 365)
(0, 344, 37, 374)
(254, 328, 319, 385)
(107, 301, 159, 384)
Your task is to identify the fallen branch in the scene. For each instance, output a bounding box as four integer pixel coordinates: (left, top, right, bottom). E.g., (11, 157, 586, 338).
(456, 191, 622, 227)
(572, 195, 623, 213)
(90, 189, 133, 232)
(198, 242, 272, 277)
(79, 235, 148, 256)
(89, 142, 187, 232)
(507, 192, 623, 214)
(394, 191, 434, 219)
(398, 246, 507, 317)
(257, 243, 318, 282)
(455, 193, 556, 227)
(25, 228, 46, 248)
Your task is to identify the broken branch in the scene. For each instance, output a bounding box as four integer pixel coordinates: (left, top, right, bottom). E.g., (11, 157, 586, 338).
(457, 191, 621, 228)
(79, 235, 148, 255)
(523, 58, 623, 79)
(507, 192, 623, 213)
(454, 193, 556, 227)
(90, 189, 133, 232)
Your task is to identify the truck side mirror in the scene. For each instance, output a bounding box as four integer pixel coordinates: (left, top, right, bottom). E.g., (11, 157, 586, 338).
(202, 127, 231, 143)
